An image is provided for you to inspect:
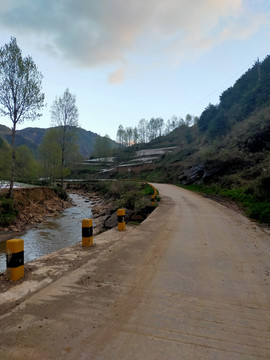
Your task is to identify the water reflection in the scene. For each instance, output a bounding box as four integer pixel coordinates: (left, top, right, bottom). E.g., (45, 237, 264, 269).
(0, 194, 93, 273)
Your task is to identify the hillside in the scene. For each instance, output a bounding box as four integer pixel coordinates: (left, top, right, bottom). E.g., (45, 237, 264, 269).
(17, 127, 101, 158)
(0, 125, 39, 153)
(99, 56, 270, 223)
(0, 125, 117, 158)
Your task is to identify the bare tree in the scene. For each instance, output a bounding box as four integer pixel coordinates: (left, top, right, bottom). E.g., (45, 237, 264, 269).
(157, 117, 164, 137)
(51, 88, 79, 189)
(126, 127, 133, 146)
(116, 125, 125, 147)
(138, 119, 148, 143)
(133, 126, 139, 144)
(0, 37, 44, 197)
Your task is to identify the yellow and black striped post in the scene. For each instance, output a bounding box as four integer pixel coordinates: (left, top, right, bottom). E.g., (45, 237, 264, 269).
(117, 209, 126, 231)
(150, 184, 158, 205)
(82, 218, 93, 247)
(6, 239, 24, 281)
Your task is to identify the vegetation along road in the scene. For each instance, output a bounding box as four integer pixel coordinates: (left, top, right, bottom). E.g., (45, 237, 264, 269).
(0, 184, 270, 359)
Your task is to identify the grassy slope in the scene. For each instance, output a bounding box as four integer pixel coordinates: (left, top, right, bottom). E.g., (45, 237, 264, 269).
(144, 107, 270, 224)
(109, 105, 270, 224)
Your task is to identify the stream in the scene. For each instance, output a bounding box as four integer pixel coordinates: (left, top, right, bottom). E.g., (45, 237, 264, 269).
(0, 194, 93, 273)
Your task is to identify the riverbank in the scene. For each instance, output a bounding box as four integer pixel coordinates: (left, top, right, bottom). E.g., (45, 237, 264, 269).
(67, 188, 115, 234)
(0, 187, 115, 244)
(0, 187, 72, 243)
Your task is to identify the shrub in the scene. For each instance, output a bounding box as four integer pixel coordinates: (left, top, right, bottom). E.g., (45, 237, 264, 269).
(142, 183, 155, 196)
(52, 186, 68, 201)
(94, 180, 155, 211)
(0, 195, 18, 226)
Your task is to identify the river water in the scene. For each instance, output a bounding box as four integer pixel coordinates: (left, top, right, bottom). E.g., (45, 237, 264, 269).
(0, 194, 93, 273)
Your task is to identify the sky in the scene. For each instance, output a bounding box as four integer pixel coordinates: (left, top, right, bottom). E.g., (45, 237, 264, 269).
(0, 0, 269, 140)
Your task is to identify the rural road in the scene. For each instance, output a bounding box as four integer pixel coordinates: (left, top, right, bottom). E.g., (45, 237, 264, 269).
(0, 183, 270, 359)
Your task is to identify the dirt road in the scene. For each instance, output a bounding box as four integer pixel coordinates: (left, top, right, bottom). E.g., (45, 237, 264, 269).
(0, 184, 270, 359)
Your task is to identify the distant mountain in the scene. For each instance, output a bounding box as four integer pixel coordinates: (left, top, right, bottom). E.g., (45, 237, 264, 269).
(0, 125, 118, 158)
(0, 124, 11, 136)
(0, 125, 39, 153)
(17, 127, 47, 146)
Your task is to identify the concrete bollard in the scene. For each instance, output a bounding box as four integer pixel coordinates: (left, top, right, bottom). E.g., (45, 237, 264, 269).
(82, 218, 93, 247)
(117, 209, 126, 231)
(6, 239, 24, 281)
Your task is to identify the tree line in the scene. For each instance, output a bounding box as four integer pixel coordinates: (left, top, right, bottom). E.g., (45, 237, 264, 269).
(0, 37, 79, 196)
(116, 114, 198, 146)
(197, 56, 270, 139)
(0, 129, 82, 188)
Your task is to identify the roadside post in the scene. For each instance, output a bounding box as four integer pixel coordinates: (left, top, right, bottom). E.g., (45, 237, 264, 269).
(150, 184, 158, 205)
(117, 209, 126, 231)
(82, 218, 93, 247)
(6, 239, 24, 281)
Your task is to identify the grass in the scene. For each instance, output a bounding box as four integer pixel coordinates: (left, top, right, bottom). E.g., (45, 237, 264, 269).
(182, 184, 270, 225)
(91, 180, 156, 211)
(142, 183, 155, 196)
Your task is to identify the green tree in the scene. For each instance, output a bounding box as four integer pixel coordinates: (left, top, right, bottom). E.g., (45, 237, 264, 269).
(0, 138, 11, 184)
(15, 145, 38, 182)
(93, 135, 112, 158)
(0, 37, 45, 197)
(185, 114, 192, 126)
(197, 104, 218, 133)
(51, 88, 79, 189)
(39, 128, 64, 181)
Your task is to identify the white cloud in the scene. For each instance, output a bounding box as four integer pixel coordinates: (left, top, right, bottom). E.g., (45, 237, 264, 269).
(0, 0, 268, 72)
(108, 67, 125, 85)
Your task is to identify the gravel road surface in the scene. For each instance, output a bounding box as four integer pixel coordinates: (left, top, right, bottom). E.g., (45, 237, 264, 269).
(0, 184, 269, 359)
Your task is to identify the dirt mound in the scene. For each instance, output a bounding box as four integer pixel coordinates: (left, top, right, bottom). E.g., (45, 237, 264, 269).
(12, 187, 61, 207)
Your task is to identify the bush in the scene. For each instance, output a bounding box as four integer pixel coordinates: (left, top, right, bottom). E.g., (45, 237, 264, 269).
(0, 195, 18, 226)
(142, 183, 155, 196)
(248, 202, 270, 223)
(52, 186, 68, 201)
(94, 180, 156, 210)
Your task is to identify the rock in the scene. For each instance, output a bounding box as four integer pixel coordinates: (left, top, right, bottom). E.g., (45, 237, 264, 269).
(135, 206, 155, 219)
(104, 212, 118, 229)
(179, 164, 204, 185)
(92, 205, 103, 215)
(130, 214, 144, 222)
(9, 225, 19, 232)
(122, 209, 134, 222)
(202, 167, 222, 182)
(104, 208, 134, 229)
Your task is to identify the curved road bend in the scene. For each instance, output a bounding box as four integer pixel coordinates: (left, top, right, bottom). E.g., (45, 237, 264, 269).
(0, 184, 270, 359)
